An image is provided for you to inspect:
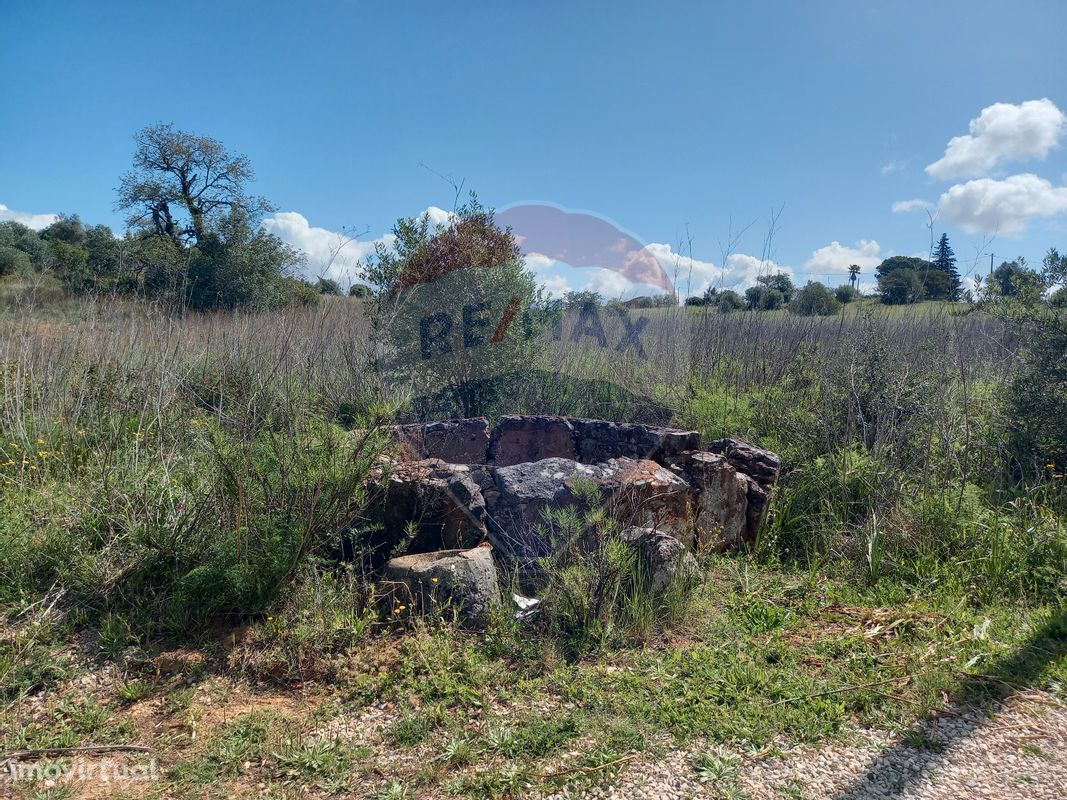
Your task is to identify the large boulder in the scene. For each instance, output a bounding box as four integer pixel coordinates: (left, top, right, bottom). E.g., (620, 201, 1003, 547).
(382, 546, 500, 627)
(572, 418, 700, 465)
(619, 527, 698, 594)
(392, 418, 490, 464)
(670, 451, 750, 549)
(485, 456, 691, 563)
(707, 437, 782, 485)
(488, 415, 578, 466)
(370, 458, 487, 560)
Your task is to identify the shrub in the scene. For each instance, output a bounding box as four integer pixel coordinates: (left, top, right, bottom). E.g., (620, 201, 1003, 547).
(790, 282, 841, 316)
(537, 482, 695, 657)
(834, 285, 861, 304)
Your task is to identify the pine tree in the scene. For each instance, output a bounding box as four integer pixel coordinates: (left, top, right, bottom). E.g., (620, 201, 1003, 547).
(932, 233, 961, 300)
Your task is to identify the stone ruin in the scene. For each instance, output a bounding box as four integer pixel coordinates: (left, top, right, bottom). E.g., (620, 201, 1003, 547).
(370, 415, 781, 626)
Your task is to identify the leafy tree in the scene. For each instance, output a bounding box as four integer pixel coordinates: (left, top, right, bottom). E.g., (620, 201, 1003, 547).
(717, 289, 744, 312)
(745, 285, 785, 310)
(1049, 285, 1067, 309)
(876, 256, 931, 279)
(879, 269, 924, 305)
(84, 224, 121, 284)
(875, 255, 956, 303)
(130, 234, 187, 297)
(348, 283, 372, 298)
(113, 123, 301, 309)
(931, 233, 961, 299)
(835, 284, 861, 304)
(562, 290, 604, 309)
(365, 196, 545, 417)
(988, 259, 1043, 301)
(0, 246, 32, 276)
(316, 277, 341, 295)
(790, 281, 841, 316)
(39, 214, 87, 246)
(918, 268, 955, 302)
(185, 210, 305, 310)
(118, 123, 271, 247)
(847, 264, 861, 288)
(0, 221, 50, 268)
(683, 295, 705, 307)
(756, 271, 795, 299)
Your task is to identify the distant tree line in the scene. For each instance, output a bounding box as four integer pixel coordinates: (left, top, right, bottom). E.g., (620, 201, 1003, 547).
(680, 232, 1067, 314)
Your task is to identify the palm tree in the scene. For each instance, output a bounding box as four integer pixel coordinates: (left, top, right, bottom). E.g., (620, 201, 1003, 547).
(848, 264, 861, 288)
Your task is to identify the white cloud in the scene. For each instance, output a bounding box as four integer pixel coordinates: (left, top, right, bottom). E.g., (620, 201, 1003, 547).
(644, 242, 790, 298)
(892, 198, 934, 214)
(925, 98, 1066, 179)
(582, 268, 634, 298)
(804, 240, 881, 275)
(0, 203, 58, 230)
(261, 211, 386, 282)
(262, 205, 456, 283)
(881, 159, 908, 176)
(936, 173, 1067, 236)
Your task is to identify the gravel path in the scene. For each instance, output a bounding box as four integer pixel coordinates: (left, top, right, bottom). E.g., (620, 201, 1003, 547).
(577, 692, 1067, 800)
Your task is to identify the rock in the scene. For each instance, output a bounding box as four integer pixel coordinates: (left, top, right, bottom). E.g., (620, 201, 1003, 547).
(370, 458, 487, 561)
(485, 456, 691, 563)
(511, 593, 541, 620)
(487, 415, 577, 466)
(572, 418, 701, 465)
(392, 417, 489, 464)
(620, 527, 699, 594)
(367, 416, 781, 582)
(672, 451, 750, 548)
(382, 546, 500, 626)
(707, 437, 782, 485)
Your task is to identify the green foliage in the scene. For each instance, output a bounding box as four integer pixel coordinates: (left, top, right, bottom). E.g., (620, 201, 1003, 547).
(878, 268, 924, 304)
(745, 284, 785, 310)
(348, 282, 372, 298)
(931, 233, 961, 299)
(537, 484, 695, 658)
(185, 212, 306, 310)
(834, 284, 861, 303)
(372, 196, 546, 417)
(0, 245, 32, 277)
(875, 255, 957, 303)
(316, 277, 341, 295)
(988, 258, 1043, 301)
(790, 281, 841, 316)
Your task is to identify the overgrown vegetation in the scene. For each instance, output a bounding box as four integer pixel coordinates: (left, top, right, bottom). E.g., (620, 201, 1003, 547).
(0, 188, 1064, 796)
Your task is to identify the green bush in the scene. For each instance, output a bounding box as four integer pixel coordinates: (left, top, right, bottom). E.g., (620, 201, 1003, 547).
(535, 481, 696, 658)
(790, 282, 841, 316)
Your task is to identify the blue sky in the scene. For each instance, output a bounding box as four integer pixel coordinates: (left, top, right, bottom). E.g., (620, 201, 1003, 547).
(3, 0, 1067, 297)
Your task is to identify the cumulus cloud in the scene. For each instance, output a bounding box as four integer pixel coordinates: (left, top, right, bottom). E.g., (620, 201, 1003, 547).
(804, 240, 881, 275)
(261, 211, 386, 282)
(925, 99, 1066, 179)
(0, 203, 58, 230)
(891, 198, 934, 214)
(643, 242, 790, 298)
(936, 173, 1067, 236)
(262, 205, 456, 283)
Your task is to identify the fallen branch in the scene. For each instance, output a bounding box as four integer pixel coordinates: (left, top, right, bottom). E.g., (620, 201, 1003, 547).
(769, 676, 908, 707)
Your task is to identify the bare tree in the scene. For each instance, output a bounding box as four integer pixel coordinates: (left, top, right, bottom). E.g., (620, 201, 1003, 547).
(117, 123, 272, 246)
